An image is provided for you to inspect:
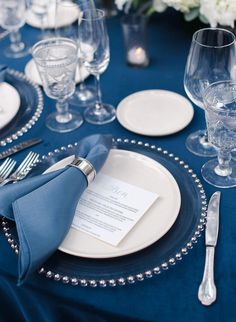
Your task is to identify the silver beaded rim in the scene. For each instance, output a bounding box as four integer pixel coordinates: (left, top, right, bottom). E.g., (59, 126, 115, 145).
(1, 138, 207, 287)
(0, 69, 43, 147)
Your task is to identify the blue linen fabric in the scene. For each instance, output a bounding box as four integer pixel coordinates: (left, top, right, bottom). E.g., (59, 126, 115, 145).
(0, 134, 112, 285)
(0, 8, 236, 322)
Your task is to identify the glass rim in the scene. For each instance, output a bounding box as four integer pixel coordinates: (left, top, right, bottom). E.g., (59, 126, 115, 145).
(192, 27, 235, 49)
(80, 8, 105, 21)
(31, 37, 78, 63)
(203, 80, 236, 114)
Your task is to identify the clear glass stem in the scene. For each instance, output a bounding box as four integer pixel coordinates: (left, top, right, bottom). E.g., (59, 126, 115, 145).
(79, 80, 86, 91)
(77, 58, 85, 91)
(215, 149, 232, 177)
(95, 73, 102, 111)
(199, 130, 212, 147)
(9, 30, 24, 53)
(56, 99, 72, 123)
(40, 15, 46, 39)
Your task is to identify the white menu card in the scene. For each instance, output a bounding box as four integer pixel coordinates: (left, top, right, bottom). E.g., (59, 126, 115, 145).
(72, 174, 159, 246)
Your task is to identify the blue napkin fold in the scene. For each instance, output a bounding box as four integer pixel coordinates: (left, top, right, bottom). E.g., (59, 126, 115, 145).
(0, 65, 7, 82)
(0, 134, 112, 285)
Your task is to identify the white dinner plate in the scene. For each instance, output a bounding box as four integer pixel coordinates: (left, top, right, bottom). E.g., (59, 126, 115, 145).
(24, 59, 90, 86)
(26, 1, 79, 29)
(117, 90, 194, 136)
(0, 82, 21, 130)
(44, 149, 181, 258)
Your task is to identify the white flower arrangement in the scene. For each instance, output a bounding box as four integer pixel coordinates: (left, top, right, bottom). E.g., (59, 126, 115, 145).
(115, 0, 236, 28)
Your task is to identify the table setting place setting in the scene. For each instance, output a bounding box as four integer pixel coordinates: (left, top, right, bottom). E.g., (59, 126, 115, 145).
(0, 0, 236, 311)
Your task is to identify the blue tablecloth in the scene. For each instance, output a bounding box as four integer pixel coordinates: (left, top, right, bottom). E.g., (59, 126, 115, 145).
(0, 9, 236, 322)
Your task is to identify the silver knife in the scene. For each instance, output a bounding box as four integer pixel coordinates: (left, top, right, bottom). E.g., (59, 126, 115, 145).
(198, 191, 221, 306)
(0, 138, 42, 160)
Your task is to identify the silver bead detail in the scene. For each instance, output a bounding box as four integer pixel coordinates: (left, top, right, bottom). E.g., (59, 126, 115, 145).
(127, 276, 135, 284)
(181, 248, 188, 255)
(161, 263, 168, 270)
(99, 280, 107, 287)
(176, 253, 182, 260)
(145, 270, 153, 278)
(46, 271, 53, 278)
(187, 242, 193, 249)
(89, 280, 97, 287)
(80, 279, 88, 287)
(169, 258, 176, 265)
(153, 267, 161, 274)
(109, 279, 116, 287)
(62, 276, 69, 284)
(54, 274, 61, 281)
(136, 274, 144, 281)
(38, 267, 45, 274)
(70, 278, 78, 286)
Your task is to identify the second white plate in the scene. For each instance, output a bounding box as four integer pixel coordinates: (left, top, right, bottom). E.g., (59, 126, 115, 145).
(45, 149, 181, 258)
(117, 90, 194, 136)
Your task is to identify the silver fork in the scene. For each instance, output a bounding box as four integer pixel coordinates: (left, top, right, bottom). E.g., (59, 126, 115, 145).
(0, 158, 17, 183)
(0, 152, 39, 186)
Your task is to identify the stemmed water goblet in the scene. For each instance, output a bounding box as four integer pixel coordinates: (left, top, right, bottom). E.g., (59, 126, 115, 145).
(78, 8, 116, 124)
(32, 37, 83, 133)
(201, 80, 236, 188)
(0, 0, 29, 58)
(55, 0, 96, 107)
(184, 28, 236, 157)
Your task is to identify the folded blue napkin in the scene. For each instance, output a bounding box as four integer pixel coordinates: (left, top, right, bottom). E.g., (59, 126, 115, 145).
(0, 134, 112, 285)
(0, 65, 6, 82)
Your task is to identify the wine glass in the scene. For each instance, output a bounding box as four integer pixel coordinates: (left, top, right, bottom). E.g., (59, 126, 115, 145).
(201, 80, 236, 188)
(55, 0, 96, 107)
(0, 0, 29, 58)
(78, 8, 116, 124)
(184, 28, 236, 157)
(32, 37, 83, 133)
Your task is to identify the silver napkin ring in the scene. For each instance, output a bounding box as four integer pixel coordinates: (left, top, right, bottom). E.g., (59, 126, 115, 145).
(68, 157, 96, 184)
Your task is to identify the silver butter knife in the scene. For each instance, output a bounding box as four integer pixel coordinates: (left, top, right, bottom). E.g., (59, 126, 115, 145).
(198, 191, 221, 306)
(0, 138, 42, 160)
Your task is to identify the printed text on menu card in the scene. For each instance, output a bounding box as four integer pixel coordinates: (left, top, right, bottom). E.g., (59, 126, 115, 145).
(72, 174, 159, 246)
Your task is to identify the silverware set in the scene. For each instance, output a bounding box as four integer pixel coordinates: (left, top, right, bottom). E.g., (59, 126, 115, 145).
(0, 151, 39, 186)
(0, 158, 17, 182)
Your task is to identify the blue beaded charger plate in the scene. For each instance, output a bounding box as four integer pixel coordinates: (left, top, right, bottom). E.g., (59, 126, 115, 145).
(0, 69, 43, 147)
(2, 138, 207, 287)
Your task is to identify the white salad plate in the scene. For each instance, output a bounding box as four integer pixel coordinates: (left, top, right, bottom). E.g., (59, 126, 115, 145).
(26, 1, 79, 29)
(45, 149, 181, 258)
(117, 90, 194, 136)
(0, 82, 21, 130)
(25, 59, 89, 86)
